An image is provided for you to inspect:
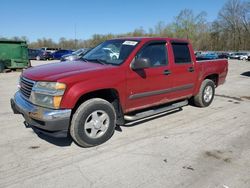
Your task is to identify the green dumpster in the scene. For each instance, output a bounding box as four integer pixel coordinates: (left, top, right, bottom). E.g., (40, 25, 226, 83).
(0, 40, 30, 70)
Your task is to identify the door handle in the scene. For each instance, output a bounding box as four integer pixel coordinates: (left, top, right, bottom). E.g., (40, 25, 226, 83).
(163, 70, 171, 75)
(188, 67, 194, 72)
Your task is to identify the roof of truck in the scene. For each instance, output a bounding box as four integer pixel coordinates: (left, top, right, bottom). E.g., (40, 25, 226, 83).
(113, 37, 190, 43)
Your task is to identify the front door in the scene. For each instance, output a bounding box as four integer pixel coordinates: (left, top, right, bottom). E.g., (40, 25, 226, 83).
(126, 41, 173, 112)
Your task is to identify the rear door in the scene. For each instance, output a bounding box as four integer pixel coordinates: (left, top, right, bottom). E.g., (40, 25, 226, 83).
(169, 42, 197, 99)
(126, 41, 173, 112)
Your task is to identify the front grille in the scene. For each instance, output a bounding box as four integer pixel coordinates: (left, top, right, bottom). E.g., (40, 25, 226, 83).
(20, 76, 35, 99)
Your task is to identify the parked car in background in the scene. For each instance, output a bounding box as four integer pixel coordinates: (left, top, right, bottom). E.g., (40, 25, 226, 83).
(61, 48, 90, 61)
(84, 47, 119, 60)
(229, 52, 249, 60)
(103, 48, 119, 60)
(238, 53, 249, 60)
(229, 52, 239, 59)
(28, 49, 42, 60)
(40, 47, 60, 53)
(52, 49, 73, 60)
(205, 53, 219, 59)
(248, 54, 250, 61)
(36, 50, 53, 60)
(217, 52, 229, 59)
(196, 52, 218, 60)
(194, 51, 202, 56)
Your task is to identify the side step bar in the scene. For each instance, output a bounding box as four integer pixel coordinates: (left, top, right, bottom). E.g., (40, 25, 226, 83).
(124, 100, 188, 121)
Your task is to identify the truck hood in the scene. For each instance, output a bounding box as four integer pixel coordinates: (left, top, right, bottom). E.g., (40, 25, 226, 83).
(23, 61, 113, 81)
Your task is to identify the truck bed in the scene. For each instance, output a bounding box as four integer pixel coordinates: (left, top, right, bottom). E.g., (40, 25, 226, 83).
(196, 58, 228, 86)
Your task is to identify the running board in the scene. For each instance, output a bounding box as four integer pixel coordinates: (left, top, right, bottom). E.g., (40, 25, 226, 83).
(124, 100, 188, 121)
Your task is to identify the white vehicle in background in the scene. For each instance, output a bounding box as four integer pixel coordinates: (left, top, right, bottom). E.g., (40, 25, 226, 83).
(238, 53, 249, 61)
(103, 48, 119, 60)
(40, 47, 60, 53)
(230, 52, 249, 60)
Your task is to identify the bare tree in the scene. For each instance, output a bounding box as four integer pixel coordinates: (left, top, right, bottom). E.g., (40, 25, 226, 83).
(217, 0, 250, 50)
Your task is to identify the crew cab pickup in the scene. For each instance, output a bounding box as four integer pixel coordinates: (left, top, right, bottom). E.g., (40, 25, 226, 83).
(11, 37, 228, 147)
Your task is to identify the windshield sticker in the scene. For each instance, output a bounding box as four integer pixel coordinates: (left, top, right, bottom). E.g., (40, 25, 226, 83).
(122, 41, 138, 46)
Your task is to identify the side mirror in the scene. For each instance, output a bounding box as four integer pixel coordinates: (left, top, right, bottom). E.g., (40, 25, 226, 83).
(131, 58, 151, 70)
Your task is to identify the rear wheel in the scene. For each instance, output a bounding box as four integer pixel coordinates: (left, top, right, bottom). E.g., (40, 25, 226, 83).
(193, 79, 215, 107)
(70, 98, 116, 147)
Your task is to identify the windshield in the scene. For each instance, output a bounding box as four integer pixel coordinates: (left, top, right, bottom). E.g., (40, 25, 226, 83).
(83, 39, 139, 65)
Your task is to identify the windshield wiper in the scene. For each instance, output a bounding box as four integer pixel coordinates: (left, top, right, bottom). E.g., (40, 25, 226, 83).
(81, 58, 88, 63)
(82, 58, 106, 65)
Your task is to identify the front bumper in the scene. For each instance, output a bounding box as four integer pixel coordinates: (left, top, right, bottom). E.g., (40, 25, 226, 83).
(11, 91, 71, 137)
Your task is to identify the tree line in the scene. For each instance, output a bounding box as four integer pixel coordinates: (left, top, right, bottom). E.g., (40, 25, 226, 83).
(1, 0, 249, 51)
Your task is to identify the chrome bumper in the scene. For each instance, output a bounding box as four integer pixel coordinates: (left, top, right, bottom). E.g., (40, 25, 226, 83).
(11, 91, 71, 137)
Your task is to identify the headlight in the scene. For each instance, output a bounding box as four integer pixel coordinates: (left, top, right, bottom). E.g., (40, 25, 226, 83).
(30, 82, 66, 109)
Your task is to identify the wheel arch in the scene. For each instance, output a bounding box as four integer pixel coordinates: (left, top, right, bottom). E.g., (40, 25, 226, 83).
(194, 73, 219, 97)
(204, 74, 219, 87)
(71, 88, 124, 125)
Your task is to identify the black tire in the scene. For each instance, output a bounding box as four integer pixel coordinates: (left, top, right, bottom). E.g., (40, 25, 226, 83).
(193, 79, 215, 107)
(27, 60, 31, 67)
(70, 98, 116, 147)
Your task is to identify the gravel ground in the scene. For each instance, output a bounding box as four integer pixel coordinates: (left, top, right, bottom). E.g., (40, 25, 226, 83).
(0, 59, 250, 188)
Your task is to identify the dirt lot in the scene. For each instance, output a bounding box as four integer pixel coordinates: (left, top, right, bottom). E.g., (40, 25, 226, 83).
(0, 60, 250, 188)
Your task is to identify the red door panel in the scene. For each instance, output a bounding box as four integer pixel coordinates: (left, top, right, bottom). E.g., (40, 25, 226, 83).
(126, 66, 173, 112)
(167, 42, 197, 100)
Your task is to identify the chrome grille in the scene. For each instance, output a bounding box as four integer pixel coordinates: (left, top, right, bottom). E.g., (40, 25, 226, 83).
(20, 77, 35, 99)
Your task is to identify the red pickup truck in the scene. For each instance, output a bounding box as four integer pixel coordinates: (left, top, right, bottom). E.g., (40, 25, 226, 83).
(11, 37, 228, 147)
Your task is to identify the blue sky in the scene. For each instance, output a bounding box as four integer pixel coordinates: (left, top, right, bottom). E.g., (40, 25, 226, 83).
(1, 0, 228, 42)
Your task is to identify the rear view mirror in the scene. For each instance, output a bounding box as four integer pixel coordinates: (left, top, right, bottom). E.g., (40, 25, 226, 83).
(131, 58, 151, 70)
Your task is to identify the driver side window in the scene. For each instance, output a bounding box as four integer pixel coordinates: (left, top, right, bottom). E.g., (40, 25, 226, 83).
(136, 43, 168, 67)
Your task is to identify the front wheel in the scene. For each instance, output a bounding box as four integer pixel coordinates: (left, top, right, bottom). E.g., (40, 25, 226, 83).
(70, 98, 116, 147)
(193, 79, 215, 107)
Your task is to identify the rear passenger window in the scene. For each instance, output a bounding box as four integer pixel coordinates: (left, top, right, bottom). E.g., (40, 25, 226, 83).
(172, 43, 191, 64)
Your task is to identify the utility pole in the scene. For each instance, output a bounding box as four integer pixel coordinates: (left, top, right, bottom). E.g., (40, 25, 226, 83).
(74, 24, 77, 49)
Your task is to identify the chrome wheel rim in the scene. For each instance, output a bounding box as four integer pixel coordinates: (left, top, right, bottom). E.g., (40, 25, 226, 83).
(204, 85, 213, 103)
(84, 110, 110, 139)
